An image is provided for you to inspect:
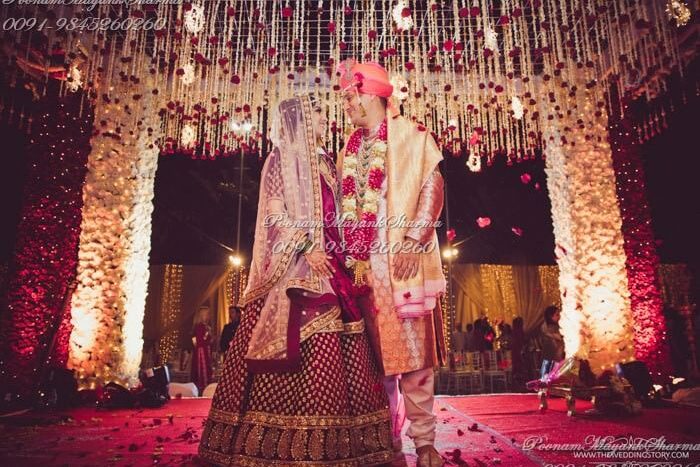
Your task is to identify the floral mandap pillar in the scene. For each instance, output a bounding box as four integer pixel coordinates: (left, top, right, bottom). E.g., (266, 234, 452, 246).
(0, 94, 93, 399)
(68, 83, 161, 388)
(609, 113, 670, 379)
(542, 90, 636, 374)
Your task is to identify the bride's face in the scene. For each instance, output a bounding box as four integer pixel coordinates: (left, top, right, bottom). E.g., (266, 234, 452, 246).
(310, 104, 327, 142)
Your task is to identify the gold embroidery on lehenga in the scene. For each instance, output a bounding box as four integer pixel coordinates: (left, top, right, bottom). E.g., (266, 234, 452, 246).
(300, 306, 341, 341)
(291, 429, 308, 461)
(208, 407, 389, 428)
(325, 428, 338, 460)
(341, 319, 365, 334)
(199, 423, 394, 466)
(338, 428, 351, 459)
(233, 423, 251, 454)
(277, 428, 293, 460)
(245, 424, 264, 457)
(208, 422, 224, 451)
(251, 305, 341, 361)
(350, 427, 364, 457)
(378, 420, 392, 450)
(220, 424, 235, 454)
(261, 427, 280, 459)
(201, 420, 213, 447)
(308, 429, 325, 461)
(363, 425, 379, 453)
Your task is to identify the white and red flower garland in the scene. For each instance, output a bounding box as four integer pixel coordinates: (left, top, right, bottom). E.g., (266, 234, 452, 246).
(341, 120, 388, 265)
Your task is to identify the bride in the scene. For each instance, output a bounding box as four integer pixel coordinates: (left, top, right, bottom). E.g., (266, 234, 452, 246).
(198, 95, 393, 466)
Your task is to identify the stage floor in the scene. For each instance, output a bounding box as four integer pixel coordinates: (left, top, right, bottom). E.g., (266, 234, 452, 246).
(1, 394, 699, 466)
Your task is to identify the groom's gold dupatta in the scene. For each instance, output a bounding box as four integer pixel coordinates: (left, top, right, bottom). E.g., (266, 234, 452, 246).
(337, 113, 447, 371)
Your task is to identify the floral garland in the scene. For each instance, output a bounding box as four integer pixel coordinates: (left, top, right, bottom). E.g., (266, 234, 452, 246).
(542, 95, 636, 374)
(341, 120, 387, 281)
(68, 83, 161, 389)
(0, 94, 93, 399)
(609, 114, 670, 380)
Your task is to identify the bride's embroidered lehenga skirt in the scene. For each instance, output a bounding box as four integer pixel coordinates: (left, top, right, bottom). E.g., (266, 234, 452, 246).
(198, 298, 393, 466)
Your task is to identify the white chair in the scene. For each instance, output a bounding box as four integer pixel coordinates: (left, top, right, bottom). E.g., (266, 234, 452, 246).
(483, 350, 509, 392)
(448, 351, 484, 394)
(435, 368, 450, 395)
(168, 382, 199, 398)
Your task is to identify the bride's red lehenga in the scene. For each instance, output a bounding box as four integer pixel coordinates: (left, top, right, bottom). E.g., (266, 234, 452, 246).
(199, 97, 392, 466)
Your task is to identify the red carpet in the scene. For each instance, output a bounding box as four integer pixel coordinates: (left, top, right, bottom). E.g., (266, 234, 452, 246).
(444, 394, 700, 465)
(0, 394, 698, 466)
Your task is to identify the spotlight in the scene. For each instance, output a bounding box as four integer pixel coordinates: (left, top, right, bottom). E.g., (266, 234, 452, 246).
(442, 247, 459, 260)
(615, 361, 654, 403)
(138, 366, 170, 408)
(229, 254, 242, 267)
(97, 382, 134, 409)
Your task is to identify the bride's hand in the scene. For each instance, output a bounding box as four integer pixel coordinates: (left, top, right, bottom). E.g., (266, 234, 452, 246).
(304, 249, 335, 278)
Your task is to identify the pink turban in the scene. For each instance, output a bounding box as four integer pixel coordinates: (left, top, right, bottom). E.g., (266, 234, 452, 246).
(337, 60, 393, 98)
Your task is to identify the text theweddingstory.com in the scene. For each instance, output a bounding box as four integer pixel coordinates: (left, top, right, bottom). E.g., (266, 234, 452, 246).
(524, 435, 700, 465)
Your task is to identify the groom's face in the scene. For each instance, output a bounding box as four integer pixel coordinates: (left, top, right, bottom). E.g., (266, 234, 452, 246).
(342, 90, 364, 125)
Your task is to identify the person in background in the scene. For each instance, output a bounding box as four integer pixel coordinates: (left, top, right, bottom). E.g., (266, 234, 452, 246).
(473, 318, 485, 351)
(539, 305, 565, 362)
(191, 305, 213, 393)
(481, 316, 495, 351)
(511, 317, 526, 388)
(464, 323, 476, 352)
(219, 305, 241, 354)
(496, 322, 512, 351)
(452, 321, 465, 352)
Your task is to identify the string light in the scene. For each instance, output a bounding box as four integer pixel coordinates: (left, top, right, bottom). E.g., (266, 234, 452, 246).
(158, 264, 183, 366)
(0, 95, 93, 398)
(665, 1, 692, 27)
(609, 112, 671, 378)
(68, 83, 162, 389)
(2, 1, 683, 161)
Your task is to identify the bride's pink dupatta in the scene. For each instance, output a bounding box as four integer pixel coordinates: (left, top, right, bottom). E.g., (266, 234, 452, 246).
(239, 96, 337, 373)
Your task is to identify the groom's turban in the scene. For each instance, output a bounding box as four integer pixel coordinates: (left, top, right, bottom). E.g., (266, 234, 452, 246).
(337, 60, 393, 98)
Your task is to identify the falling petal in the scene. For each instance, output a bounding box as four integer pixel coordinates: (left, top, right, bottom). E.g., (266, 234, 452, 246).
(476, 217, 491, 228)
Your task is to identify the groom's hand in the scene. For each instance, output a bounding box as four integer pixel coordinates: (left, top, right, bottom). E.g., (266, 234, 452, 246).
(393, 237, 420, 281)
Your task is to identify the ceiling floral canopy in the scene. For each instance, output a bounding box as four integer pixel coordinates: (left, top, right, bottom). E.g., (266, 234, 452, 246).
(0, 0, 686, 163)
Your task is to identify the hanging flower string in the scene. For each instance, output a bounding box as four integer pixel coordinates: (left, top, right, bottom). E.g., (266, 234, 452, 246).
(341, 119, 387, 286)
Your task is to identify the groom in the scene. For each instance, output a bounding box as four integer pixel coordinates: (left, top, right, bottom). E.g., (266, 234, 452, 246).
(337, 60, 446, 467)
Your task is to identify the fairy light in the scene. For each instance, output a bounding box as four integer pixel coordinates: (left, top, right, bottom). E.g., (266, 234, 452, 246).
(158, 264, 184, 366)
(68, 83, 162, 389)
(665, 1, 691, 27)
(2, 0, 679, 160)
(541, 82, 636, 373)
(609, 110, 671, 379)
(0, 95, 93, 399)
